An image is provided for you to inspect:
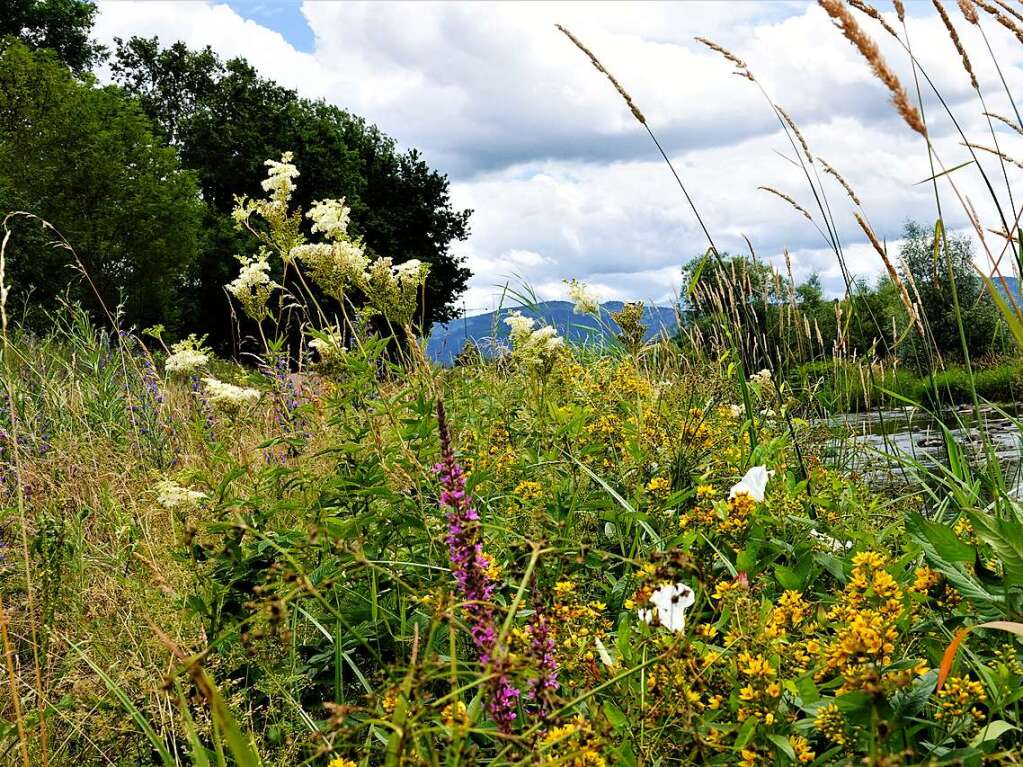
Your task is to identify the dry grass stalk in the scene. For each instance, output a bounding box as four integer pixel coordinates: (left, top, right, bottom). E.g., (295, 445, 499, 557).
(985, 111, 1023, 135)
(848, 0, 901, 37)
(993, 0, 1023, 25)
(694, 37, 755, 80)
(819, 158, 862, 205)
(963, 140, 1023, 169)
(972, 0, 1023, 43)
(933, 0, 979, 88)
(555, 25, 645, 124)
(777, 106, 813, 164)
(958, 0, 981, 23)
(894, 0, 906, 21)
(759, 186, 813, 221)
(854, 212, 924, 334)
(818, 0, 927, 136)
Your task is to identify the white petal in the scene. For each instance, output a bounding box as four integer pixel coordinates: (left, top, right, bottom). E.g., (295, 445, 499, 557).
(729, 466, 772, 502)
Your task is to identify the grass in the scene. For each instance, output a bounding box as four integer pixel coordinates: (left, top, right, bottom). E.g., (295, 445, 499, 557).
(7, 2, 1023, 764)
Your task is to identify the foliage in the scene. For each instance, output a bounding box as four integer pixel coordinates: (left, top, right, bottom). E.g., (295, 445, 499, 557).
(0, 40, 203, 332)
(110, 36, 472, 349)
(0, 0, 102, 72)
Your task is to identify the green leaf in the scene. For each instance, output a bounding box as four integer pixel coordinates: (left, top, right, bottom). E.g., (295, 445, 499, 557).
(972, 719, 1017, 747)
(967, 510, 1023, 586)
(603, 700, 629, 731)
(906, 512, 974, 562)
(767, 733, 796, 762)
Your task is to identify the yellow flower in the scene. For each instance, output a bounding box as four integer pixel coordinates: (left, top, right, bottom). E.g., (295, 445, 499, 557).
(646, 476, 671, 494)
(554, 580, 576, 595)
(328, 759, 357, 767)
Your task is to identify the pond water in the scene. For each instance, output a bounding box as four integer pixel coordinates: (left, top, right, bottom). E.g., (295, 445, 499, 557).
(823, 404, 1023, 490)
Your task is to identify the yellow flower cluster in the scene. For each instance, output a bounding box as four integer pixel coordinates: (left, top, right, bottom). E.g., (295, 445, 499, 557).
(550, 579, 612, 675)
(935, 676, 986, 724)
(541, 715, 606, 767)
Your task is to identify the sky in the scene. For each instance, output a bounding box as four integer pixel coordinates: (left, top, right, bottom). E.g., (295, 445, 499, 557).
(92, 1, 1023, 315)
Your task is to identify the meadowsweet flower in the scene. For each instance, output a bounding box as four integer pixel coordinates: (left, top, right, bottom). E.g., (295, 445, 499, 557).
(164, 335, 210, 375)
(749, 368, 772, 386)
(309, 327, 346, 373)
(504, 311, 536, 344)
(393, 258, 427, 285)
(361, 256, 430, 324)
(292, 240, 370, 301)
(638, 581, 695, 633)
(566, 279, 600, 315)
(307, 198, 350, 241)
(226, 253, 275, 319)
(261, 151, 299, 203)
(202, 377, 261, 413)
(729, 466, 772, 502)
(155, 479, 207, 509)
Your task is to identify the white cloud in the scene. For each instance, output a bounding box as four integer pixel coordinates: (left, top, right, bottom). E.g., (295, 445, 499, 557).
(94, 1, 1023, 315)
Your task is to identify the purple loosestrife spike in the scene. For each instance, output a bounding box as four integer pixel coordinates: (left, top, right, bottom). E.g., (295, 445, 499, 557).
(435, 399, 521, 732)
(526, 593, 559, 719)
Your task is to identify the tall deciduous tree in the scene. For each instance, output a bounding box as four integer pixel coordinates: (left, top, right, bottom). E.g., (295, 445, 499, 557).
(0, 40, 202, 330)
(0, 0, 102, 72)
(111, 37, 472, 347)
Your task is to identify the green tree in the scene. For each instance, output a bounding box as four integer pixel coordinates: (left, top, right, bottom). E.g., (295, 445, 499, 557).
(0, 0, 102, 72)
(0, 40, 202, 330)
(897, 220, 1004, 364)
(111, 36, 471, 347)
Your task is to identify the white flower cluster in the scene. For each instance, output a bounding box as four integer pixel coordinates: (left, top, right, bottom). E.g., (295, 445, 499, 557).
(749, 368, 772, 386)
(361, 256, 431, 325)
(503, 311, 564, 369)
(566, 279, 600, 316)
(290, 240, 372, 302)
(164, 335, 210, 376)
(261, 151, 300, 203)
(307, 198, 350, 241)
(638, 581, 695, 633)
(202, 377, 261, 413)
(226, 254, 275, 319)
(155, 479, 207, 509)
(809, 529, 853, 553)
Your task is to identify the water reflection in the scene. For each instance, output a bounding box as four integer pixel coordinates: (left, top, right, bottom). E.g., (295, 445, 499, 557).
(823, 405, 1023, 489)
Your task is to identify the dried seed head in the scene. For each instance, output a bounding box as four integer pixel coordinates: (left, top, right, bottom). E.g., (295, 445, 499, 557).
(958, 0, 980, 23)
(556, 24, 646, 124)
(933, 0, 978, 88)
(818, 0, 927, 136)
(759, 186, 813, 221)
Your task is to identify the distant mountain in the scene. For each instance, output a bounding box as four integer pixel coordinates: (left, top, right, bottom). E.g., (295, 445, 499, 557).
(996, 276, 1022, 306)
(426, 300, 679, 365)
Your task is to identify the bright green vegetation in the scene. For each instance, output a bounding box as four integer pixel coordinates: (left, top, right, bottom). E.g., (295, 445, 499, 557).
(7, 1, 1023, 766)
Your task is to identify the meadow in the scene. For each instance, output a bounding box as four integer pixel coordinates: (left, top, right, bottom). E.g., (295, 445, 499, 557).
(7, 1, 1023, 766)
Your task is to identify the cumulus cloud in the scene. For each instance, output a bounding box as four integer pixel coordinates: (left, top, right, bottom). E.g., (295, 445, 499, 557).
(94, 1, 1023, 314)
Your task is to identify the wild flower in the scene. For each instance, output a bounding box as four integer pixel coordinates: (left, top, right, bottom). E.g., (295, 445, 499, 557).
(749, 368, 772, 386)
(504, 310, 536, 344)
(638, 581, 695, 633)
(226, 253, 275, 320)
(261, 151, 300, 204)
(164, 335, 210, 375)
(307, 198, 350, 241)
(435, 400, 520, 732)
(308, 327, 346, 373)
(291, 240, 369, 301)
(566, 279, 600, 315)
(202, 377, 261, 413)
(729, 466, 771, 502)
(809, 528, 853, 552)
(327, 759, 357, 767)
(525, 596, 559, 716)
(155, 479, 207, 509)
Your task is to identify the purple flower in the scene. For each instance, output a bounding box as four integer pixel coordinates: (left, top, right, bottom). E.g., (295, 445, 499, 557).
(526, 597, 559, 718)
(435, 400, 521, 732)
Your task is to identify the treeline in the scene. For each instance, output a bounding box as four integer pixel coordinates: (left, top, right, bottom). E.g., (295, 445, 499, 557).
(680, 220, 1011, 373)
(0, 1, 470, 348)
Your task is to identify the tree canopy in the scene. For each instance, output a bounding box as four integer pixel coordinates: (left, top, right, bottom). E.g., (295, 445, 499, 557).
(0, 0, 102, 72)
(0, 39, 203, 330)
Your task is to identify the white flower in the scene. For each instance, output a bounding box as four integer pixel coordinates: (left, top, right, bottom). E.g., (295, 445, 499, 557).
(810, 529, 853, 553)
(527, 325, 563, 353)
(595, 636, 617, 668)
(226, 254, 272, 298)
(202, 377, 261, 412)
(566, 279, 600, 315)
(638, 582, 695, 633)
(750, 368, 772, 386)
(729, 465, 773, 502)
(155, 479, 207, 509)
(728, 404, 744, 418)
(504, 311, 536, 345)
(393, 258, 428, 286)
(261, 152, 299, 200)
(165, 348, 208, 375)
(307, 198, 350, 241)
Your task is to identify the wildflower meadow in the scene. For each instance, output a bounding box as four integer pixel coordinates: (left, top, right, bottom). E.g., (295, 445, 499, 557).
(6, 1, 1023, 766)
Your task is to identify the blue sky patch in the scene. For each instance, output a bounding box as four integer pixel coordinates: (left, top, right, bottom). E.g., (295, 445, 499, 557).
(225, 0, 314, 52)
